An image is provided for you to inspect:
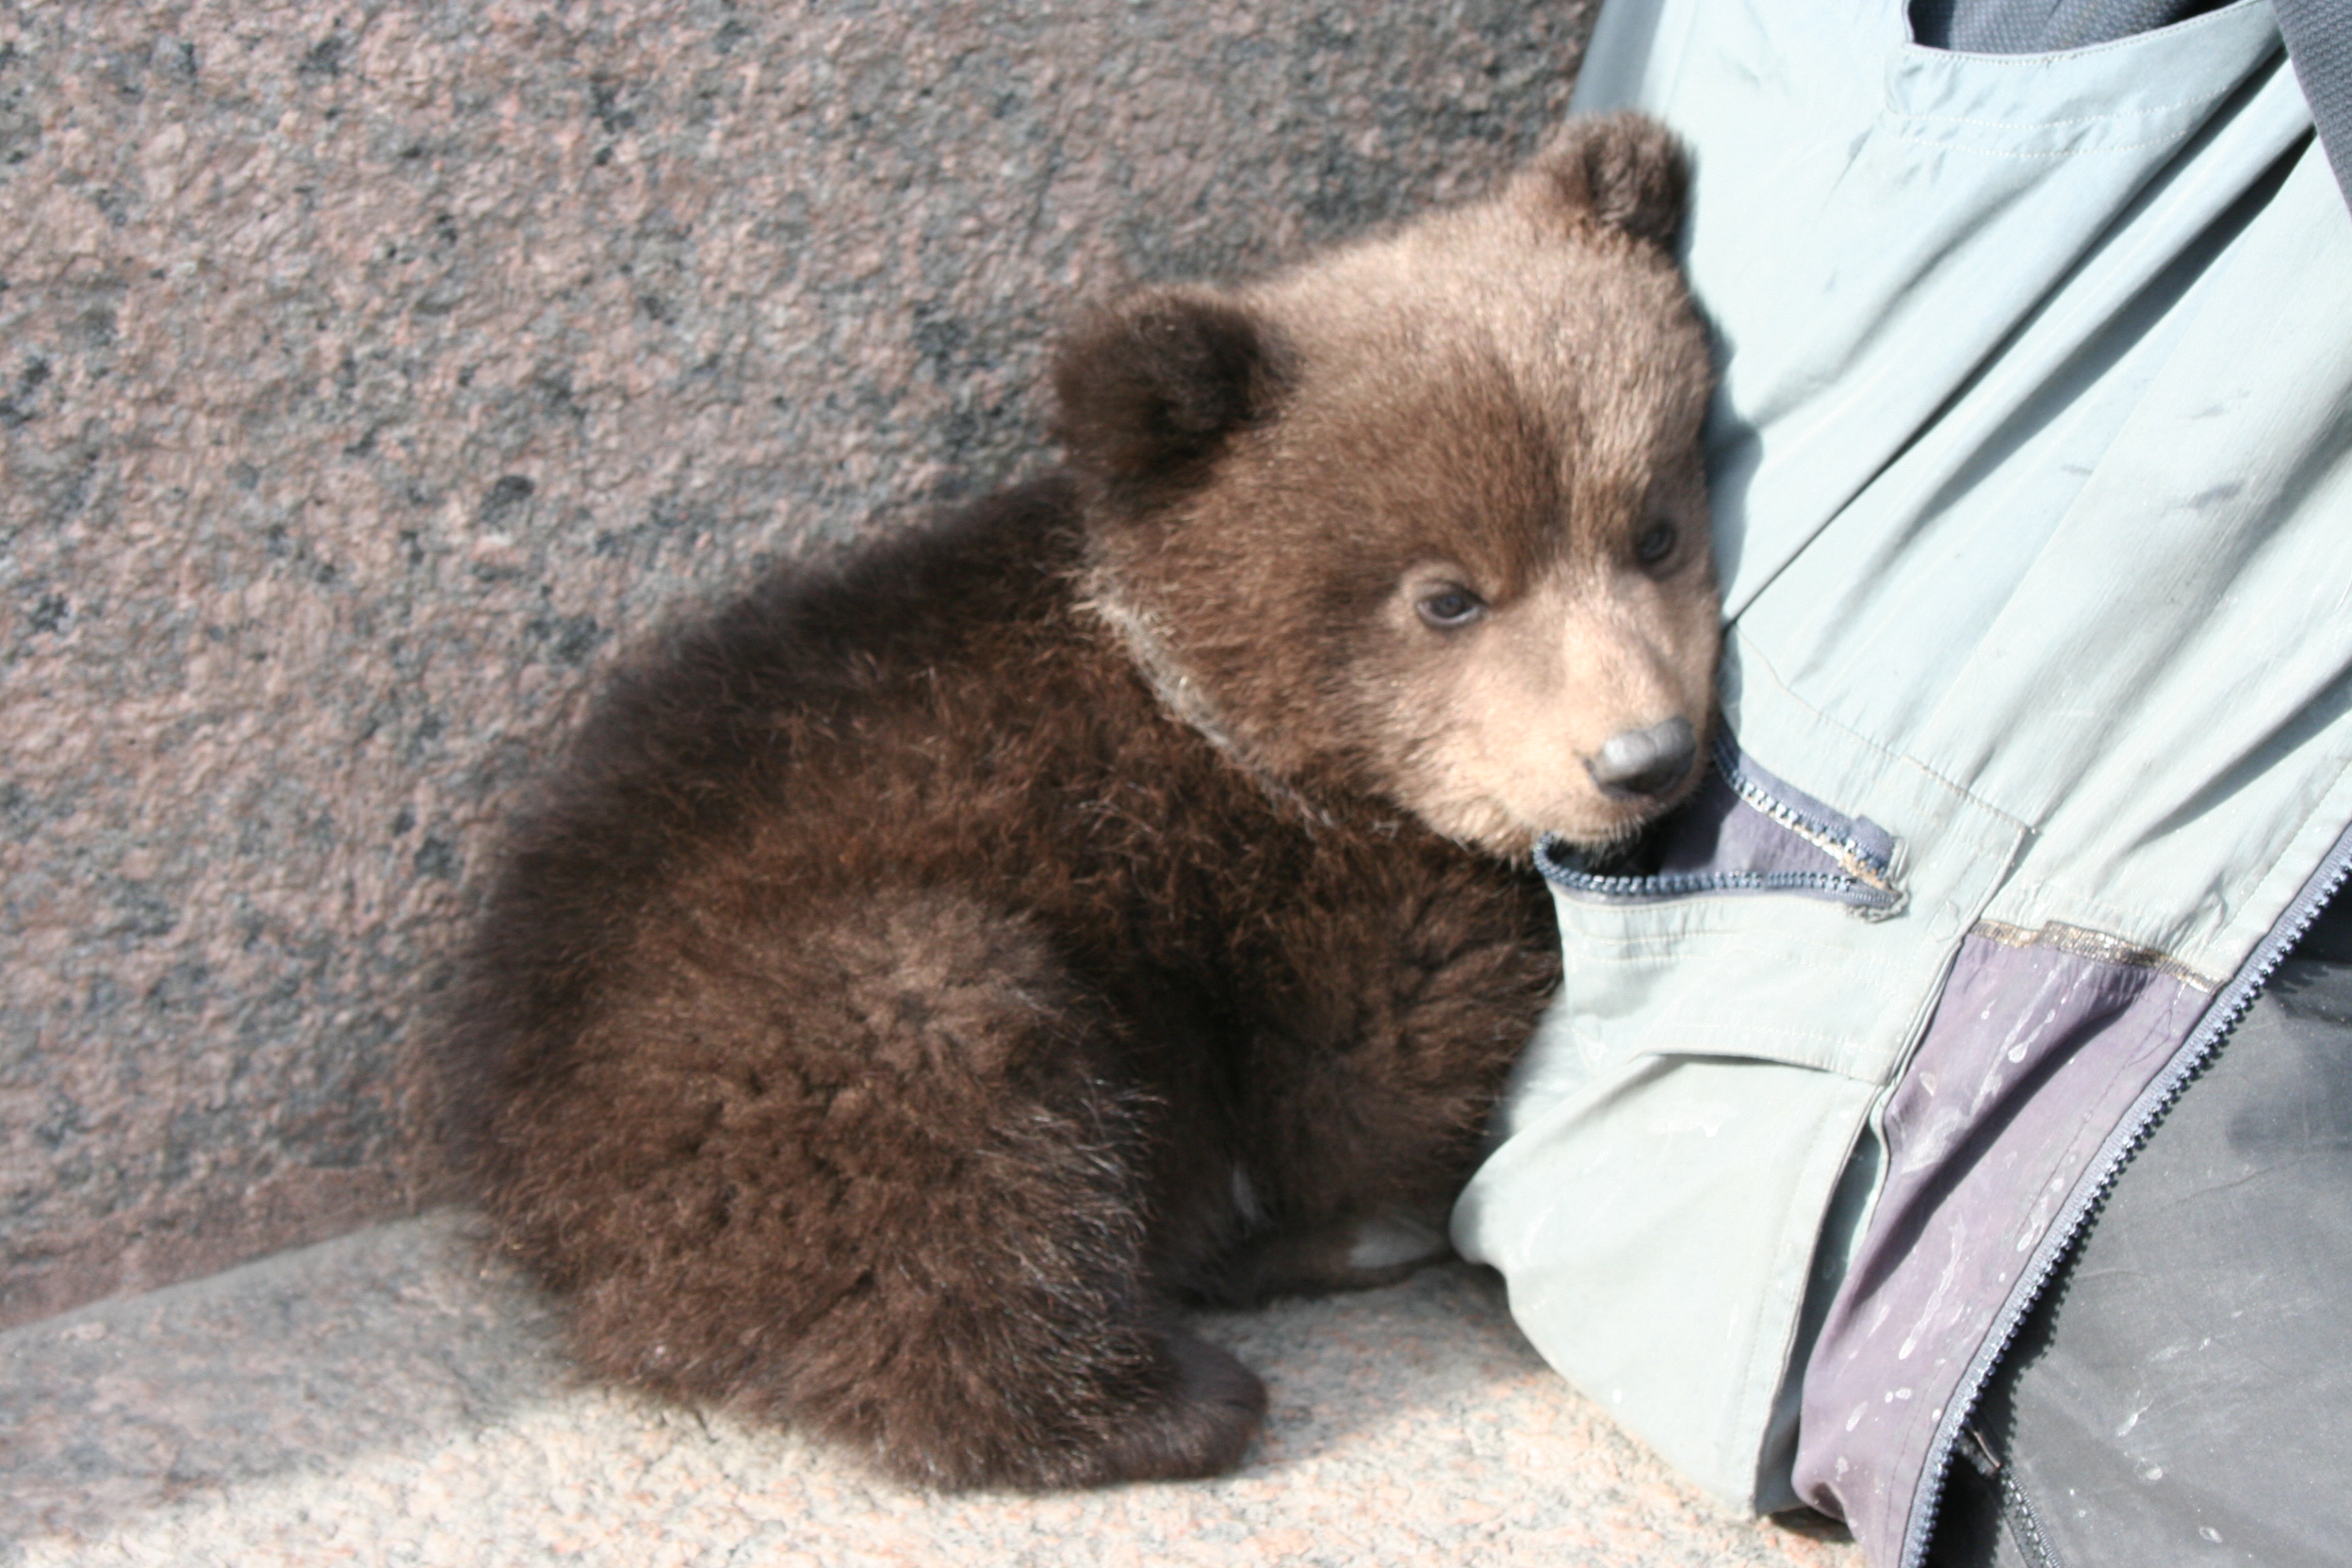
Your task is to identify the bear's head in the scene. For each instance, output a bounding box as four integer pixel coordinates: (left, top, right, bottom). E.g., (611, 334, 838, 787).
(1054, 114, 1719, 857)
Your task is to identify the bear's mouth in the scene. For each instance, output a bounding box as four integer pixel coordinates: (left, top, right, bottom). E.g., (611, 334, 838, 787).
(1530, 789, 1698, 861)
(1408, 780, 1692, 863)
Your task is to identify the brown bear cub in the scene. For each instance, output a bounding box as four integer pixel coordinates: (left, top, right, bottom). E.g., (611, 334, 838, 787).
(450, 114, 1720, 1492)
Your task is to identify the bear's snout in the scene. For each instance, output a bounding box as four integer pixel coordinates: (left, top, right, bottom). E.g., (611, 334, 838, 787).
(1586, 715, 1697, 800)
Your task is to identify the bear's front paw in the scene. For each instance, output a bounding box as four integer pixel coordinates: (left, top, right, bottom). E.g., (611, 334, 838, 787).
(1079, 1328, 1266, 1485)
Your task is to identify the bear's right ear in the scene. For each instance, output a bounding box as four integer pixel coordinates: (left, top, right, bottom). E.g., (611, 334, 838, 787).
(1051, 287, 1293, 488)
(1514, 112, 1690, 253)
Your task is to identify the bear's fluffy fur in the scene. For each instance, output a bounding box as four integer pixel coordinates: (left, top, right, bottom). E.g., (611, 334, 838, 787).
(449, 114, 1720, 1491)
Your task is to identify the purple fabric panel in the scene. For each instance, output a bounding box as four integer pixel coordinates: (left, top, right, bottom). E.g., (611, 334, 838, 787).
(1653, 767, 1847, 881)
(1727, 747, 1898, 871)
(1791, 935, 2207, 1566)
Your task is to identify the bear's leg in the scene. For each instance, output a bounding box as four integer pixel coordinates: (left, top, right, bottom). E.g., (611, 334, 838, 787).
(482, 887, 1265, 1489)
(1188, 1205, 1458, 1306)
(1188, 854, 1560, 1308)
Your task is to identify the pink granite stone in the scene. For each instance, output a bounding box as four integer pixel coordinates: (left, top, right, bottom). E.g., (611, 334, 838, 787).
(0, 0, 1592, 1323)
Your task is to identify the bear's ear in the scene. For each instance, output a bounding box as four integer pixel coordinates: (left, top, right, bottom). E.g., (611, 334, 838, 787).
(1514, 112, 1690, 252)
(1051, 287, 1293, 487)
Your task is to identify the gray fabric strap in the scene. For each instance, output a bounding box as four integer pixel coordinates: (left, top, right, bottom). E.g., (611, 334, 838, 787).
(2277, 0, 2352, 207)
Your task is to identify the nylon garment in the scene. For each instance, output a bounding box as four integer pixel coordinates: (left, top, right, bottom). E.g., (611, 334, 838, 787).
(1451, 1, 2352, 1553)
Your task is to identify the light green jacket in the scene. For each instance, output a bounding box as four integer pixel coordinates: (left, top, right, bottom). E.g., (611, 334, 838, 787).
(1453, 4, 2352, 1553)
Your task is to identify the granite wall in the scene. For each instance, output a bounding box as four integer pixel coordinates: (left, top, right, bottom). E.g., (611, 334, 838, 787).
(0, 0, 1594, 1326)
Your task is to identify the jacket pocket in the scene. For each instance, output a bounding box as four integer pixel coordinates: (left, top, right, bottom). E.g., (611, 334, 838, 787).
(1457, 710, 2025, 1511)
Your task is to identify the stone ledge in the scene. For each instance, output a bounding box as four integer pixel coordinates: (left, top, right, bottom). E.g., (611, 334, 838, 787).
(2, 1213, 1858, 1567)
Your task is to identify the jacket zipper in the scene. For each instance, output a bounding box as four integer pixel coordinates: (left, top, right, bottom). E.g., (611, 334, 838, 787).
(1537, 739, 1904, 911)
(1897, 821, 2352, 1568)
(1716, 742, 1901, 898)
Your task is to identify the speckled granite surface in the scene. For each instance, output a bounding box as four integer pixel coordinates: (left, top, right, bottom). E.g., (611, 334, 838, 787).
(0, 1212, 1861, 1567)
(0, 0, 1599, 1324)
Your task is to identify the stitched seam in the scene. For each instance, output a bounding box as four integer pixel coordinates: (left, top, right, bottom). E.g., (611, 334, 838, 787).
(1729, 637, 2029, 838)
(1881, 130, 2232, 158)
(1971, 918, 2219, 990)
(1889, 0, 2276, 68)
(1884, 90, 2239, 133)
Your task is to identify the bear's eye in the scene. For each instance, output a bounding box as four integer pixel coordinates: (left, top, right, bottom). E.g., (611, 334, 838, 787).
(1635, 520, 1679, 567)
(1416, 586, 1487, 629)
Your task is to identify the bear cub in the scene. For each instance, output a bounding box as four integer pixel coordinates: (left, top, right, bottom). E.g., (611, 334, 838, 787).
(451, 114, 1720, 1491)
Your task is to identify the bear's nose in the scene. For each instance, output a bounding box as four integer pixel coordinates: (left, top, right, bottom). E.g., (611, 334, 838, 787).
(1586, 716, 1697, 800)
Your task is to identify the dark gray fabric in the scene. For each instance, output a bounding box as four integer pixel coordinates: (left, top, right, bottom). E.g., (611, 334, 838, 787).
(1927, 896, 2352, 1567)
(2276, 0, 2352, 208)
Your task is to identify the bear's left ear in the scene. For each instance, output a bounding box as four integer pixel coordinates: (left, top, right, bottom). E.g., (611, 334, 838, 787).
(1513, 112, 1690, 253)
(1051, 287, 1293, 488)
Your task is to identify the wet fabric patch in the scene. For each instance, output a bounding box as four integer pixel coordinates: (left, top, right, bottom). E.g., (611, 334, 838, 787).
(1792, 933, 2208, 1562)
